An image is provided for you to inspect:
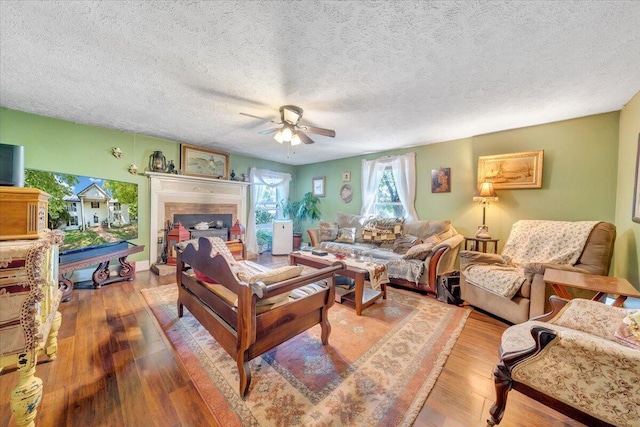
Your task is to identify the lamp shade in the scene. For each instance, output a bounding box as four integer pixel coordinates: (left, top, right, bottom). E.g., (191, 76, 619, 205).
(473, 181, 498, 203)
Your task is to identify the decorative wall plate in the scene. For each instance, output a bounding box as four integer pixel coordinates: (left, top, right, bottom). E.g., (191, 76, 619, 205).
(340, 184, 353, 203)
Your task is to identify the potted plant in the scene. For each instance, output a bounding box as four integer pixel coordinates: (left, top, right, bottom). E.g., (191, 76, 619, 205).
(280, 192, 322, 249)
(256, 228, 272, 254)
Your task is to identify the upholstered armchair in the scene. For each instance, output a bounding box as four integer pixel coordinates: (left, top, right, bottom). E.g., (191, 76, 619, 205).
(488, 296, 640, 426)
(460, 220, 616, 324)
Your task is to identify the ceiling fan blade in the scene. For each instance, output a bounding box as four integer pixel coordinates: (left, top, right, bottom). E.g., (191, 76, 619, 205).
(258, 127, 280, 135)
(300, 125, 336, 138)
(298, 131, 315, 144)
(239, 112, 281, 125)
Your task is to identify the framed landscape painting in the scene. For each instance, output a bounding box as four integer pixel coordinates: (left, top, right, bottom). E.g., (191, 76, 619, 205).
(180, 144, 229, 179)
(477, 150, 544, 189)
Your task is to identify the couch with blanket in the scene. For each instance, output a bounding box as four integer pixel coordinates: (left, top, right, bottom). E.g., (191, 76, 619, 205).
(306, 212, 464, 294)
(488, 296, 639, 426)
(460, 220, 616, 324)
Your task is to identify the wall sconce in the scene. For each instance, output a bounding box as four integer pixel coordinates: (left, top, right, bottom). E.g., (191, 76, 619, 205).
(128, 164, 138, 175)
(112, 147, 123, 158)
(472, 182, 499, 239)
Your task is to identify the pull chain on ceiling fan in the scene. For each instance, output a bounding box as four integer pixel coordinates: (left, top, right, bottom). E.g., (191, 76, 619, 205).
(240, 105, 336, 147)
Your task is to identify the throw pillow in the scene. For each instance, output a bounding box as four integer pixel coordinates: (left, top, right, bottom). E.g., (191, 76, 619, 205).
(403, 220, 451, 242)
(193, 268, 219, 284)
(236, 265, 304, 285)
(403, 235, 441, 260)
(362, 217, 405, 244)
(236, 265, 304, 306)
(393, 234, 422, 254)
(334, 212, 366, 242)
(335, 227, 357, 243)
(614, 312, 640, 350)
(318, 221, 339, 242)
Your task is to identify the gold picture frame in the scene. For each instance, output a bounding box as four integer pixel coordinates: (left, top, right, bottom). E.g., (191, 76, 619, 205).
(477, 150, 544, 189)
(180, 144, 229, 179)
(633, 134, 640, 223)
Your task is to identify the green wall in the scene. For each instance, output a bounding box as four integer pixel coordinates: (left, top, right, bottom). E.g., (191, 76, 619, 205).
(0, 108, 292, 264)
(296, 112, 620, 258)
(3, 106, 635, 288)
(614, 91, 640, 287)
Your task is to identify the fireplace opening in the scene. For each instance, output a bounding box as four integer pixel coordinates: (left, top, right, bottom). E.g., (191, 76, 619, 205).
(174, 213, 233, 240)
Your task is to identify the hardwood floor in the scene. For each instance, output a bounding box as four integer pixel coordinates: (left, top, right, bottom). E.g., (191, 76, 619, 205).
(0, 253, 585, 427)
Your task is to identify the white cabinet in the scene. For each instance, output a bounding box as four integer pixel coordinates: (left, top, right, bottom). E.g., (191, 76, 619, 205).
(272, 220, 293, 255)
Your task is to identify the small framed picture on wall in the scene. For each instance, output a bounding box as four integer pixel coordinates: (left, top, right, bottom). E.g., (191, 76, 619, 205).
(312, 176, 326, 197)
(431, 168, 451, 193)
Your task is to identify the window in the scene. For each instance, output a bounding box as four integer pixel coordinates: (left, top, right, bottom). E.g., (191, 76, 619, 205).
(246, 168, 292, 255)
(361, 152, 418, 221)
(374, 167, 405, 218)
(67, 203, 77, 212)
(93, 214, 99, 224)
(113, 202, 121, 211)
(91, 202, 100, 208)
(68, 216, 78, 226)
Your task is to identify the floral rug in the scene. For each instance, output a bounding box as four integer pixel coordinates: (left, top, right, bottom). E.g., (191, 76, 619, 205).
(141, 284, 470, 427)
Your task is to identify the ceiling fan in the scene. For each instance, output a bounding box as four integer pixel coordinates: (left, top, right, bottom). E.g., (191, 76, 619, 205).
(240, 105, 336, 145)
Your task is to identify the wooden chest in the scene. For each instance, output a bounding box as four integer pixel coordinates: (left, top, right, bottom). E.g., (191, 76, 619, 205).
(0, 187, 49, 240)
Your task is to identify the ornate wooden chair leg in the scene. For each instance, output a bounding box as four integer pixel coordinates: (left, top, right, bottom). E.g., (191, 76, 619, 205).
(238, 356, 251, 399)
(320, 306, 331, 345)
(488, 364, 512, 426)
(10, 351, 42, 427)
(44, 311, 62, 360)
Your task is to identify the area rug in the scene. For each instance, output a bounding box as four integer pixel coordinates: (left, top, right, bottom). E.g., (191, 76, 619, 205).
(141, 284, 470, 426)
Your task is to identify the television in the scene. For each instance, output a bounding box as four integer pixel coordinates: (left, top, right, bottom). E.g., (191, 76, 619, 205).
(0, 143, 25, 186)
(25, 169, 138, 257)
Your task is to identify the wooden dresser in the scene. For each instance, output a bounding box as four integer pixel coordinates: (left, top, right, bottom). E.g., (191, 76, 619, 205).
(0, 230, 63, 427)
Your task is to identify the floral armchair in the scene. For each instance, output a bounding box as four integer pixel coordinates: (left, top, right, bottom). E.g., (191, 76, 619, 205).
(488, 296, 640, 427)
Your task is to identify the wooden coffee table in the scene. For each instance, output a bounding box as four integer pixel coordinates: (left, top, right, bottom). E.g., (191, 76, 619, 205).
(543, 269, 640, 307)
(289, 251, 387, 315)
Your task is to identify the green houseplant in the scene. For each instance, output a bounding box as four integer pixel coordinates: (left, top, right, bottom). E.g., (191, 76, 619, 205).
(280, 192, 322, 249)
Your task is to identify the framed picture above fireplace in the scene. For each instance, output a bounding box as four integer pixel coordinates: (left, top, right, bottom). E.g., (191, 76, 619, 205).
(180, 144, 230, 179)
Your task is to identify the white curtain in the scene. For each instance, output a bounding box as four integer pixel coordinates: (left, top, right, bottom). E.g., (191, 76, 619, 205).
(360, 152, 419, 222)
(246, 167, 292, 254)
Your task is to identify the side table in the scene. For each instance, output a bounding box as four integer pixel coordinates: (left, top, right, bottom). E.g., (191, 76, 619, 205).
(463, 236, 499, 253)
(543, 269, 640, 307)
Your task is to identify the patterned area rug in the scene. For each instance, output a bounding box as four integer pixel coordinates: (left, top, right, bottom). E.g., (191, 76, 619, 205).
(141, 284, 470, 426)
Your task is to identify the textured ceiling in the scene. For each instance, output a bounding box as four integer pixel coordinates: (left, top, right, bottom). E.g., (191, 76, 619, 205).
(1, 1, 639, 165)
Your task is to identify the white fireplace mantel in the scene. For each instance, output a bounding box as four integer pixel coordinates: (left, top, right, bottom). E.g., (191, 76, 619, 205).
(145, 172, 249, 265)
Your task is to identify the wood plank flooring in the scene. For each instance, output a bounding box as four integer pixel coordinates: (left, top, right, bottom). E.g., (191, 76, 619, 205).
(0, 254, 585, 426)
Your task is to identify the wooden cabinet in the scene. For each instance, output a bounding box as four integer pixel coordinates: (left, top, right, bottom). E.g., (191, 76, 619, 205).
(0, 187, 49, 240)
(0, 231, 63, 426)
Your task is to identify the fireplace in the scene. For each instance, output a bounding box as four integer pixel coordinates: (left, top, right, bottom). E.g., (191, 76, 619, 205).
(146, 172, 249, 265)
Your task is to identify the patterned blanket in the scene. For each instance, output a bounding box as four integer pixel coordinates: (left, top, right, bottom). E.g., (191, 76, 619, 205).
(462, 220, 599, 298)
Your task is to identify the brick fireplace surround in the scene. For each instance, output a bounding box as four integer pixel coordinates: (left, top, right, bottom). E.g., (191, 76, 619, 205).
(146, 172, 249, 266)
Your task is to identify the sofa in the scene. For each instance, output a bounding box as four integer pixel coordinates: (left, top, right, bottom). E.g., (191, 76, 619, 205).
(306, 212, 463, 294)
(489, 296, 640, 426)
(460, 220, 616, 324)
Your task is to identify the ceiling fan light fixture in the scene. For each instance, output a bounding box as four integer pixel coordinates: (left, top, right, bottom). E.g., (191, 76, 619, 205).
(281, 125, 293, 142)
(290, 133, 301, 146)
(273, 129, 284, 143)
